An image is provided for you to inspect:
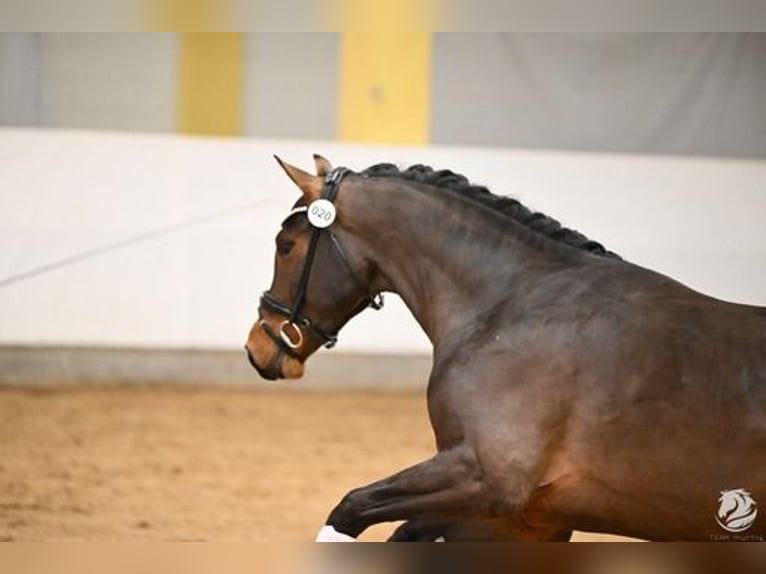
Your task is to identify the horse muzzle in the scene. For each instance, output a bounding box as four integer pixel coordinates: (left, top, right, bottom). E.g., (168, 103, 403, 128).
(245, 321, 306, 381)
(245, 345, 280, 380)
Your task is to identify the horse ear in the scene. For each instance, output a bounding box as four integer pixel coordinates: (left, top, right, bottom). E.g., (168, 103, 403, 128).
(313, 154, 333, 177)
(274, 155, 323, 200)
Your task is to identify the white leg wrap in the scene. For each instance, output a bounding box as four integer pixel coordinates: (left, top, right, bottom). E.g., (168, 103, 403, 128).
(315, 525, 357, 542)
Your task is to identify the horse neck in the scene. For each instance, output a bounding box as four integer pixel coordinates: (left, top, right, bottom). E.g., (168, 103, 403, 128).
(339, 177, 572, 348)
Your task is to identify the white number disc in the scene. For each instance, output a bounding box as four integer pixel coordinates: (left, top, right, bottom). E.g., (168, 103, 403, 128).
(307, 199, 336, 229)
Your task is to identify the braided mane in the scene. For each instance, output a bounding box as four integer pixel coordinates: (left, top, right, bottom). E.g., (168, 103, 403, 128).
(360, 163, 620, 259)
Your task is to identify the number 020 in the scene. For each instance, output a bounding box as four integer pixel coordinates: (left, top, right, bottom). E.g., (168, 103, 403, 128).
(311, 206, 331, 220)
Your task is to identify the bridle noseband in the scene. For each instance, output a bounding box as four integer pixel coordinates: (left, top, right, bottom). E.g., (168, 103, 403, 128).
(258, 167, 384, 367)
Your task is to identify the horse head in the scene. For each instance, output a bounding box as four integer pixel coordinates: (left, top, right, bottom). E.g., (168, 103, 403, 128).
(245, 155, 383, 380)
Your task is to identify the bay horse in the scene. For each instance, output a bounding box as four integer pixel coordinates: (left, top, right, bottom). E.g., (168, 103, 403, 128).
(245, 155, 766, 541)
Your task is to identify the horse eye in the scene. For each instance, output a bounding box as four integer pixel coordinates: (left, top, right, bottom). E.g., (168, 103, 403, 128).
(277, 240, 294, 256)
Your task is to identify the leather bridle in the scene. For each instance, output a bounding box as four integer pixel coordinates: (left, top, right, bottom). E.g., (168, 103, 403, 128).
(258, 167, 384, 370)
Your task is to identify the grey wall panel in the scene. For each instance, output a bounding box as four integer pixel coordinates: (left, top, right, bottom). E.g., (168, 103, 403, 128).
(244, 33, 337, 140)
(0, 33, 42, 126)
(432, 33, 766, 159)
(0, 346, 430, 390)
(40, 33, 177, 132)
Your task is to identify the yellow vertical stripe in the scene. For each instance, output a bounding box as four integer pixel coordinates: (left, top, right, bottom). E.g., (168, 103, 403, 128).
(177, 33, 243, 136)
(339, 33, 431, 144)
(150, 0, 219, 30)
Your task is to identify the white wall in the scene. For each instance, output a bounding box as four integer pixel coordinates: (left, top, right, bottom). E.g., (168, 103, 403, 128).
(1, 128, 765, 354)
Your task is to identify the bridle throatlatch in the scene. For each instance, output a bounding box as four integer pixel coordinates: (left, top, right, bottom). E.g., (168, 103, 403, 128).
(258, 167, 384, 363)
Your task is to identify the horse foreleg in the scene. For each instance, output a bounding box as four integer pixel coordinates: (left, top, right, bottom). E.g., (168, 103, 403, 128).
(315, 446, 515, 541)
(387, 520, 447, 542)
(387, 519, 573, 542)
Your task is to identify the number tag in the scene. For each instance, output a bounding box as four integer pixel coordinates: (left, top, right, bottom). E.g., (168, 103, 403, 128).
(307, 199, 336, 229)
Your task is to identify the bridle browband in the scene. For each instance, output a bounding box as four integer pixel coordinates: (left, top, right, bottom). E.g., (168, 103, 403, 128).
(258, 167, 384, 369)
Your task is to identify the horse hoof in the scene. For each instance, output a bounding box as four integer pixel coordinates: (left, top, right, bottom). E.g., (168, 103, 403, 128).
(315, 525, 357, 542)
